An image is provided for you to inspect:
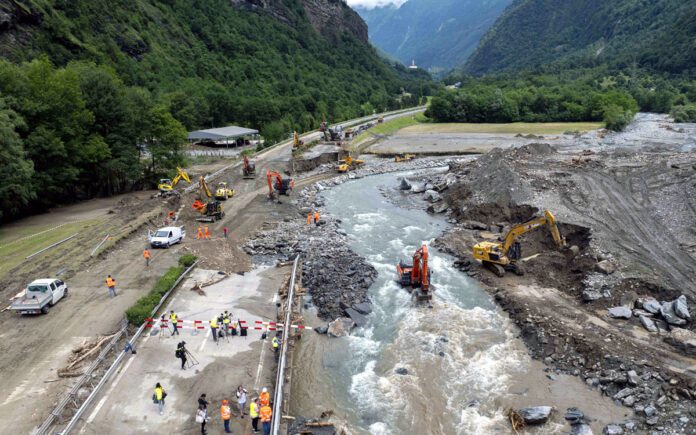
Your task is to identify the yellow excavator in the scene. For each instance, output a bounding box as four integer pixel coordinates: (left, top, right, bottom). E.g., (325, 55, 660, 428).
(395, 153, 416, 163)
(158, 167, 191, 192)
(472, 209, 566, 276)
(192, 176, 224, 222)
(337, 155, 364, 173)
(293, 131, 303, 149)
(214, 181, 235, 200)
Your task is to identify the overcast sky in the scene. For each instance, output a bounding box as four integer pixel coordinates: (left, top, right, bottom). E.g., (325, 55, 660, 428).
(346, 0, 408, 9)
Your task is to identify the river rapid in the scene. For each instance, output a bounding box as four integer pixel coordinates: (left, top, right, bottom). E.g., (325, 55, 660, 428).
(290, 171, 625, 434)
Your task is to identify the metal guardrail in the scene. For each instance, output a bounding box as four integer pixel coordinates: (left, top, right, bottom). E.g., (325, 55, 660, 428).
(271, 255, 301, 435)
(34, 260, 199, 435)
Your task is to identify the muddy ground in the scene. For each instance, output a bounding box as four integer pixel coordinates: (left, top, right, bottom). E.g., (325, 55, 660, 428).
(405, 141, 696, 433)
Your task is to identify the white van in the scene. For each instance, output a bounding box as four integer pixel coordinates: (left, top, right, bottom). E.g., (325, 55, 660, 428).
(149, 226, 186, 248)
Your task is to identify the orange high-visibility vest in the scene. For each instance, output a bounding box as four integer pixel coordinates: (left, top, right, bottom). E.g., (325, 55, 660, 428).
(106, 277, 116, 287)
(259, 391, 270, 406)
(307, 214, 311, 224)
(143, 250, 150, 259)
(220, 404, 231, 420)
(314, 211, 320, 221)
(260, 405, 272, 422)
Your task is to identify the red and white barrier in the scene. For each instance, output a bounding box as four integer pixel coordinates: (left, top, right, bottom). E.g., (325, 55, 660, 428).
(144, 318, 312, 330)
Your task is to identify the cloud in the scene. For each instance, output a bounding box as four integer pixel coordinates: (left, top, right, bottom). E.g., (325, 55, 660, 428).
(346, 0, 408, 9)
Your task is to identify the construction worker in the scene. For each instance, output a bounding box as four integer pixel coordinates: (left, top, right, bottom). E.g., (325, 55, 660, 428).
(250, 397, 260, 433)
(259, 387, 270, 407)
(197, 226, 203, 239)
(106, 275, 117, 298)
(223, 311, 231, 334)
(260, 401, 273, 435)
(170, 310, 180, 336)
(223, 226, 229, 239)
(168, 211, 176, 221)
(154, 382, 166, 415)
(210, 317, 218, 343)
(220, 399, 232, 433)
(143, 249, 151, 267)
(272, 335, 280, 356)
(307, 212, 311, 225)
(314, 210, 320, 225)
(204, 226, 210, 240)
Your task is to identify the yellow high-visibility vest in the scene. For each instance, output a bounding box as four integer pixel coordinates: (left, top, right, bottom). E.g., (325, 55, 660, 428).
(210, 318, 218, 328)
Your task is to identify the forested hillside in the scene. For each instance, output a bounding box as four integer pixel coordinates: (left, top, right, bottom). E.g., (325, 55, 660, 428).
(464, 0, 696, 75)
(355, 0, 511, 74)
(0, 0, 430, 220)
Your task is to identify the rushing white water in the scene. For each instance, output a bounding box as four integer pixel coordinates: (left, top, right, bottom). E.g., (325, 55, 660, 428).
(290, 172, 622, 434)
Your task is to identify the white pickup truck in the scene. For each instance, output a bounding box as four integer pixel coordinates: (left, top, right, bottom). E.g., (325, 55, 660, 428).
(10, 278, 68, 315)
(148, 226, 186, 248)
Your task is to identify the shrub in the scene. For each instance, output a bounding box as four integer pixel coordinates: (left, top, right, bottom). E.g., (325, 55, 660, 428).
(603, 104, 635, 131)
(125, 254, 197, 325)
(670, 104, 696, 123)
(179, 253, 197, 267)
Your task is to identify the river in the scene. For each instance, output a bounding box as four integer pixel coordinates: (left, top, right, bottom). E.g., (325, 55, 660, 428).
(290, 171, 626, 434)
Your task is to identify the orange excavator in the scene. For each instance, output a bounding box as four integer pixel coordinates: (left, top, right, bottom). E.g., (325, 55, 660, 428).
(266, 170, 294, 200)
(396, 244, 432, 302)
(242, 156, 256, 179)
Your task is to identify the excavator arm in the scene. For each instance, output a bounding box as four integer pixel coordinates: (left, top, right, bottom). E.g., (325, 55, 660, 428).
(171, 167, 191, 187)
(501, 209, 566, 256)
(410, 245, 430, 293)
(198, 176, 213, 198)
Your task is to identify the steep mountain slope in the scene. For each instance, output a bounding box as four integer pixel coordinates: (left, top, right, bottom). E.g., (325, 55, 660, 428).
(464, 0, 696, 75)
(0, 0, 427, 130)
(354, 0, 511, 74)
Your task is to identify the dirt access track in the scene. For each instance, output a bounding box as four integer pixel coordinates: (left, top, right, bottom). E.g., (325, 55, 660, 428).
(432, 135, 696, 430)
(0, 107, 421, 434)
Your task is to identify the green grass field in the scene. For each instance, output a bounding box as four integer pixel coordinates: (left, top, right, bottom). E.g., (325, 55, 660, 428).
(0, 219, 103, 280)
(352, 113, 429, 144)
(400, 121, 604, 135)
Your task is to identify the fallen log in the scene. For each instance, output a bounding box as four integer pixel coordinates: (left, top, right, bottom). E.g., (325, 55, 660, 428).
(65, 333, 116, 370)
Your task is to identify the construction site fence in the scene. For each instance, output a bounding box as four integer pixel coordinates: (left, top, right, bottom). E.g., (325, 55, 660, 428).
(34, 260, 199, 435)
(272, 255, 301, 435)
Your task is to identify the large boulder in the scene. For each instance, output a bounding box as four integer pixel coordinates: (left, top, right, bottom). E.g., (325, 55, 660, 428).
(399, 178, 412, 190)
(639, 315, 658, 333)
(603, 424, 623, 435)
(595, 260, 616, 275)
(582, 290, 603, 302)
(641, 297, 662, 314)
(327, 317, 355, 337)
(674, 295, 690, 320)
(411, 183, 426, 193)
(570, 424, 594, 435)
(345, 308, 368, 327)
(661, 301, 688, 326)
(423, 189, 441, 202)
(517, 406, 553, 425)
(462, 220, 489, 231)
(351, 302, 372, 315)
(664, 328, 696, 356)
(608, 306, 632, 319)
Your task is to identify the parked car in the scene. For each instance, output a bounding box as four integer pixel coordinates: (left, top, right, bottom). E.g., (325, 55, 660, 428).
(10, 278, 68, 315)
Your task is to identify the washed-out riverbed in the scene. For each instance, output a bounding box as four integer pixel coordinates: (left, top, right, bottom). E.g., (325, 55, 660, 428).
(290, 172, 627, 434)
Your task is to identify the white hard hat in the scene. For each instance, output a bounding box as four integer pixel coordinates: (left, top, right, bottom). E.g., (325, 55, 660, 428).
(262, 387, 267, 393)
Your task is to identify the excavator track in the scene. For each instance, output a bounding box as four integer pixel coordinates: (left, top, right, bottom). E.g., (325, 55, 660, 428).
(484, 261, 505, 277)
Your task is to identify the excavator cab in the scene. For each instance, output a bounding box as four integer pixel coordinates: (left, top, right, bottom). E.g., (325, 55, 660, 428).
(215, 182, 235, 200)
(396, 244, 432, 302)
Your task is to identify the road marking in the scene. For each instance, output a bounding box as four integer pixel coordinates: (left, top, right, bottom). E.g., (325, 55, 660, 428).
(254, 293, 279, 390)
(198, 328, 211, 352)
